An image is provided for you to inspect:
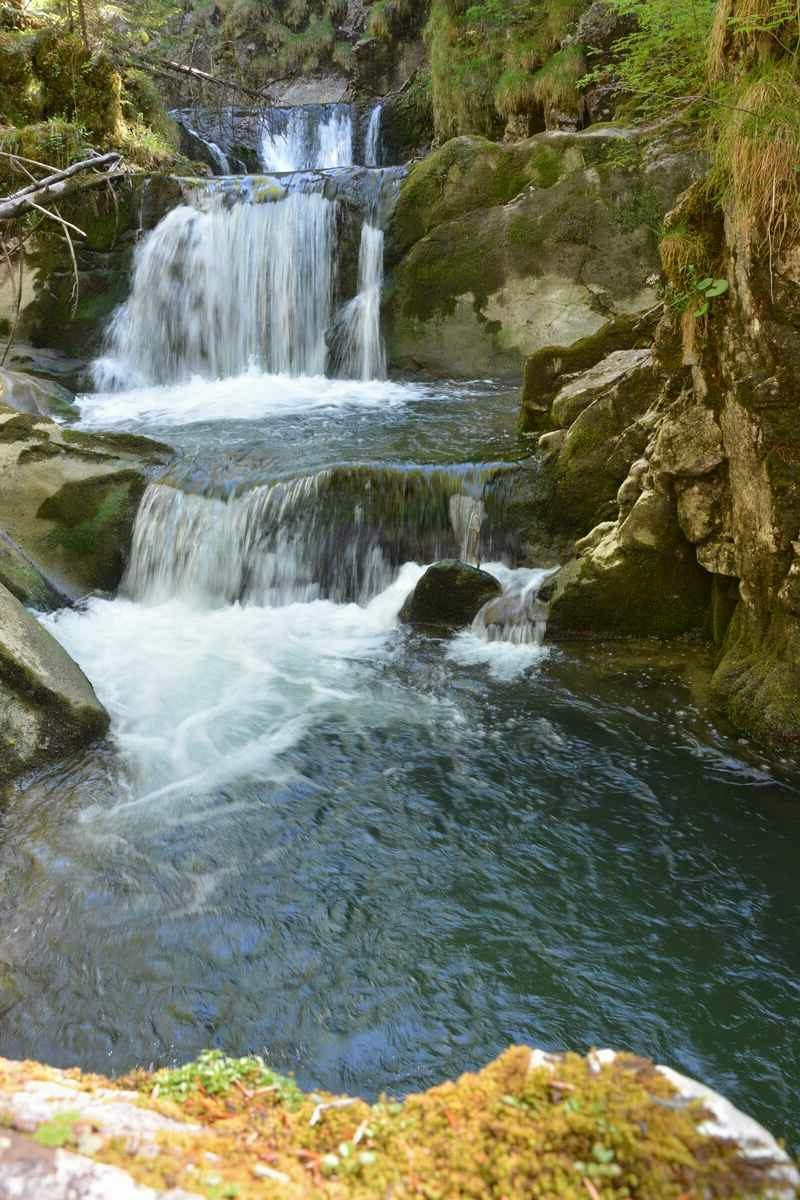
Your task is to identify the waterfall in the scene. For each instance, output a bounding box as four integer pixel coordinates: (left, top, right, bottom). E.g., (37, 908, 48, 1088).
(124, 467, 516, 608)
(260, 104, 354, 172)
(329, 222, 386, 381)
(470, 568, 556, 646)
(93, 193, 335, 388)
(364, 104, 382, 167)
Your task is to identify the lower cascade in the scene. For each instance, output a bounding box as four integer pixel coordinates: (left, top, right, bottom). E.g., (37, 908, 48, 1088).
(124, 465, 518, 608)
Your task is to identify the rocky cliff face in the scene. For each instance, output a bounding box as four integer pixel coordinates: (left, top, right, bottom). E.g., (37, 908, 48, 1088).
(527, 193, 800, 746)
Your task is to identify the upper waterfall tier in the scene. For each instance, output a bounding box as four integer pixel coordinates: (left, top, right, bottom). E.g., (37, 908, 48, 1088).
(260, 103, 353, 171)
(171, 102, 388, 175)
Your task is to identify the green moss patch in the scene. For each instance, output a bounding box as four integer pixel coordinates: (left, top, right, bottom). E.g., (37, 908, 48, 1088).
(36, 470, 147, 592)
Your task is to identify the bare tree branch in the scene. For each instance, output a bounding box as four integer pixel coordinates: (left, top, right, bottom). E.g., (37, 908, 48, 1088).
(0, 153, 121, 221)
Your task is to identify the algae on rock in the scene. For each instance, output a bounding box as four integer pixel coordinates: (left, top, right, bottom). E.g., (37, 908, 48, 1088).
(0, 402, 172, 603)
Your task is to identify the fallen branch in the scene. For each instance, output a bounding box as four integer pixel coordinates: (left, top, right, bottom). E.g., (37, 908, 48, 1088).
(0, 153, 121, 222)
(131, 54, 272, 103)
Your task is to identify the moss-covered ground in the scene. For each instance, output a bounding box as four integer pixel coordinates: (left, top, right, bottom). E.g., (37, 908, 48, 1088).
(0, 1047, 794, 1198)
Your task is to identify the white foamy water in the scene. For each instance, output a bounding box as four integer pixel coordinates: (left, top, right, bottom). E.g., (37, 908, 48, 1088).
(446, 564, 555, 680)
(93, 195, 336, 389)
(365, 104, 382, 167)
(78, 371, 421, 428)
(42, 565, 425, 805)
(260, 105, 353, 172)
(41, 555, 549, 802)
(330, 223, 386, 381)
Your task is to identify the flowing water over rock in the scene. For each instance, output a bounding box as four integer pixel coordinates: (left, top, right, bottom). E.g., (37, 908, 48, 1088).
(260, 103, 354, 171)
(94, 193, 336, 388)
(2, 104, 799, 1159)
(364, 103, 382, 167)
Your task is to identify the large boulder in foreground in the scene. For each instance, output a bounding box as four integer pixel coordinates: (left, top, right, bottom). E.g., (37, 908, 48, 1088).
(0, 1046, 795, 1199)
(0, 581, 108, 784)
(400, 560, 502, 631)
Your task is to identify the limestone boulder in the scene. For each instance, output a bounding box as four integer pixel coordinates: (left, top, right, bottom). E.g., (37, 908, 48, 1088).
(0, 405, 172, 603)
(551, 348, 652, 428)
(385, 124, 703, 376)
(546, 510, 712, 640)
(550, 347, 661, 533)
(0, 581, 108, 784)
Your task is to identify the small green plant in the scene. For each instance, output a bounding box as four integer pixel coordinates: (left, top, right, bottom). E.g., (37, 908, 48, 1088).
(670, 265, 729, 317)
(33, 1110, 81, 1148)
(151, 1049, 302, 1109)
(573, 1141, 623, 1181)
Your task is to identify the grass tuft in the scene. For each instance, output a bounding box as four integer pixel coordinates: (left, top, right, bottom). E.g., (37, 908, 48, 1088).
(711, 62, 800, 253)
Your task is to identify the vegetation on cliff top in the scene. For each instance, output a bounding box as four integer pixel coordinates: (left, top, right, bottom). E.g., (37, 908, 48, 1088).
(2, 1046, 793, 1198)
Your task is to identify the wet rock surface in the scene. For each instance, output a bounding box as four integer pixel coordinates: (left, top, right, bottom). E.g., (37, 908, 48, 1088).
(400, 559, 502, 631)
(0, 580, 108, 784)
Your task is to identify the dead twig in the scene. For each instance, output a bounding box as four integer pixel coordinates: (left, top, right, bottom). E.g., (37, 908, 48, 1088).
(309, 1097, 357, 1127)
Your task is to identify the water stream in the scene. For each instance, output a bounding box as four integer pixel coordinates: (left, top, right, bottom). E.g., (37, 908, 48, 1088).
(1, 103, 798, 1153)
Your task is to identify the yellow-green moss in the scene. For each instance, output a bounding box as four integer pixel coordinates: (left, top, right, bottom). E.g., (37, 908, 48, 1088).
(1, 1047, 791, 1200)
(32, 30, 123, 140)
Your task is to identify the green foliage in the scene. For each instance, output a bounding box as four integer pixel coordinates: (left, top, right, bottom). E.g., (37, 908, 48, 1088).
(32, 1110, 81, 1148)
(0, 30, 37, 123)
(583, 0, 717, 116)
(426, 0, 589, 138)
(669, 265, 729, 317)
(709, 58, 800, 250)
(151, 1049, 303, 1109)
(367, 0, 420, 40)
(526, 43, 586, 115)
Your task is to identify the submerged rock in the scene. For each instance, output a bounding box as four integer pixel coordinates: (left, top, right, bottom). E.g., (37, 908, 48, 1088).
(400, 559, 502, 631)
(0, 581, 108, 785)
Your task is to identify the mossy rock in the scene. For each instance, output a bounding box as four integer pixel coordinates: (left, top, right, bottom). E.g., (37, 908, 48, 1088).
(400, 559, 502, 632)
(32, 30, 122, 139)
(35, 470, 149, 594)
(0, 528, 66, 610)
(0, 29, 36, 124)
(0, 580, 108, 784)
(0, 367, 77, 421)
(0, 1046, 794, 1196)
(547, 536, 712, 640)
(387, 134, 572, 263)
(381, 67, 434, 164)
(712, 604, 800, 746)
